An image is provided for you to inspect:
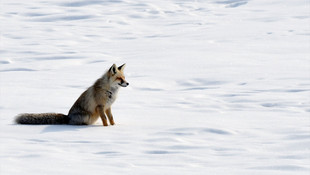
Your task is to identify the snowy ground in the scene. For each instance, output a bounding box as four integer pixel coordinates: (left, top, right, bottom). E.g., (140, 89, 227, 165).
(1, 0, 309, 174)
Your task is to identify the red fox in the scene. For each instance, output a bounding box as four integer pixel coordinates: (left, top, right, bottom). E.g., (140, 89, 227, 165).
(15, 64, 129, 126)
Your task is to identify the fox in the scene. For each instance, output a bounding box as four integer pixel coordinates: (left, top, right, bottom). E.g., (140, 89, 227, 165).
(15, 63, 129, 126)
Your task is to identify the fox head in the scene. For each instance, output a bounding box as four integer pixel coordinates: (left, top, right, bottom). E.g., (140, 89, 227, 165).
(108, 64, 129, 87)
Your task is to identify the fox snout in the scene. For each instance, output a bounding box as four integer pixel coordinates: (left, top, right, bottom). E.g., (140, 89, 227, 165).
(119, 79, 129, 87)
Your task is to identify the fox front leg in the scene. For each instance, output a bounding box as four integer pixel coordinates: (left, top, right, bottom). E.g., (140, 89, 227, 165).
(105, 108, 115, 125)
(97, 105, 108, 126)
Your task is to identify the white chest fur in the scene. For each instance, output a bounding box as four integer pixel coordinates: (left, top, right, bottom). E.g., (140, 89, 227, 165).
(105, 87, 119, 109)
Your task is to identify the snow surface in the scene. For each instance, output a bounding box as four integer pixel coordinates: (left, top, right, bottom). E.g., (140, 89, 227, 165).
(1, 0, 310, 174)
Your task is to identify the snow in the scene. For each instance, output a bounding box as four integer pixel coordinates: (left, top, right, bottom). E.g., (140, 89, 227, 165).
(1, 0, 309, 174)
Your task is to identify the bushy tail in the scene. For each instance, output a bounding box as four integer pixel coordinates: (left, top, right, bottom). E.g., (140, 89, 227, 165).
(15, 113, 69, 124)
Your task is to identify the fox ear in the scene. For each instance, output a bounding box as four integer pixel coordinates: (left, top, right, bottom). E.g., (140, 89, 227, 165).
(109, 64, 117, 75)
(118, 63, 126, 71)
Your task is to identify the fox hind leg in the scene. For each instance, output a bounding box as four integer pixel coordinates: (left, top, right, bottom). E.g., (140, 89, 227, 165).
(68, 111, 90, 125)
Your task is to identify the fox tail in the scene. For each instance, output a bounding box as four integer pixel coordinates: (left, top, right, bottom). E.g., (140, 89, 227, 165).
(15, 113, 69, 124)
